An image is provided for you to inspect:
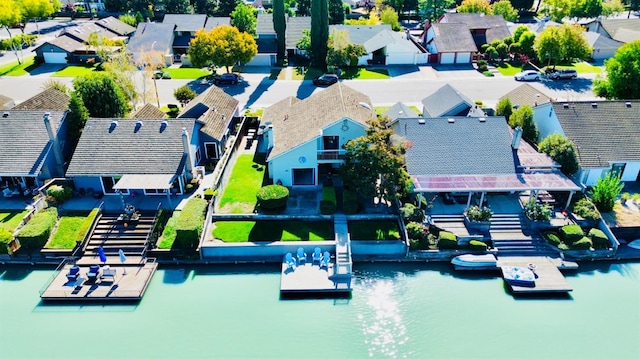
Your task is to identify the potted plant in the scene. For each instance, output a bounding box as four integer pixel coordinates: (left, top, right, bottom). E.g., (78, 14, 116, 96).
(524, 199, 553, 229)
(463, 205, 493, 234)
(621, 192, 631, 205)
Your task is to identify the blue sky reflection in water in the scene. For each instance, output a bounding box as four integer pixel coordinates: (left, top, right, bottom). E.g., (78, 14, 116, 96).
(0, 262, 639, 359)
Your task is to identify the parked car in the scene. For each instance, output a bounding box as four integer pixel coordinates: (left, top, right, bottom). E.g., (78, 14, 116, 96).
(312, 74, 339, 86)
(548, 69, 578, 80)
(514, 70, 541, 81)
(213, 73, 242, 85)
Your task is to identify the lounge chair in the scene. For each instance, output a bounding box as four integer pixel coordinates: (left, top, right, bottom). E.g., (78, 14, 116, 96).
(3, 188, 16, 198)
(312, 247, 322, 265)
(284, 252, 296, 269)
(320, 252, 331, 268)
(66, 266, 80, 281)
(86, 265, 101, 281)
(101, 266, 116, 282)
(297, 247, 307, 265)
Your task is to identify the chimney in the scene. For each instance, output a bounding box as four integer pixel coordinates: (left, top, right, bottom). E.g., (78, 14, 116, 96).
(182, 127, 194, 180)
(44, 113, 65, 176)
(512, 126, 523, 150)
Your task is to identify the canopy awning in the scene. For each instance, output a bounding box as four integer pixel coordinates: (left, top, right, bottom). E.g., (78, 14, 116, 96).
(113, 174, 175, 190)
(412, 172, 581, 192)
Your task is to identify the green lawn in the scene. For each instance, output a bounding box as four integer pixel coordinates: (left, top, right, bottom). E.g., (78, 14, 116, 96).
(157, 211, 179, 249)
(217, 154, 267, 213)
(292, 67, 323, 80)
(212, 221, 333, 242)
(0, 211, 29, 232)
(348, 220, 401, 240)
(495, 62, 524, 76)
(557, 62, 602, 73)
(340, 68, 390, 80)
(374, 105, 422, 116)
(51, 65, 95, 77)
(45, 212, 92, 249)
(159, 105, 180, 118)
(163, 67, 210, 79)
(0, 57, 38, 76)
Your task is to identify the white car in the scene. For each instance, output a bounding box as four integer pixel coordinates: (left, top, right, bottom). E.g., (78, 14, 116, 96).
(514, 70, 541, 81)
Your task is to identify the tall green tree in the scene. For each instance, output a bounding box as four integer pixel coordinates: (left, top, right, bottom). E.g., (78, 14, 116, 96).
(329, 0, 345, 25)
(297, 0, 311, 16)
(188, 26, 257, 72)
(73, 73, 130, 118)
(273, 0, 286, 63)
(66, 93, 89, 150)
(128, 0, 153, 13)
(216, 0, 240, 17)
(495, 98, 513, 123)
(589, 172, 623, 213)
(311, 0, 329, 69)
(380, 6, 401, 31)
(19, 0, 60, 35)
(418, 0, 455, 22)
(492, 0, 519, 22)
(594, 40, 640, 99)
(457, 0, 493, 14)
(509, 105, 537, 144)
(0, 0, 24, 64)
(193, 0, 217, 16)
(174, 85, 197, 107)
(538, 133, 580, 176)
(164, 0, 192, 14)
(534, 24, 591, 66)
(231, 3, 257, 35)
(341, 117, 412, 205)
(570, 0, 603, 19)
(509, 0, 534, 11)
(104, 0, 128, 12)
(602, 0, 625, 16)
(326, 29, 366, 67)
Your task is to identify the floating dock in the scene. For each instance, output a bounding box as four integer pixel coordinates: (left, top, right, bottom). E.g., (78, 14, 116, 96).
(497, 256, 576, 294)
(280, 262, 353, 298)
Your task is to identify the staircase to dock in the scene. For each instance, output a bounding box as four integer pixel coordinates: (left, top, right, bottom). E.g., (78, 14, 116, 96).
(333, 214, 352, 277)
(490, 214, 555, 256)
(83, 214, 155, 257)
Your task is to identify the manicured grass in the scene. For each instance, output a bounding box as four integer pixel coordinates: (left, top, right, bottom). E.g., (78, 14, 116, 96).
(212, 221, 333, 242)
(348, 220, 401, 240)
(157, 211, 179, 249)
(495, 62, 524, 76)
(340, 68, 390, 80)
(45, 212, 92, 249)
(163, 67, 210, 79)
(292, 66, 323, 80)
(159, 105, 180, 118)
(374, 105, 421, 116)
(0, 57, 37, 76)
(217, 154, 267, 213)
(557, 62, 602, 73)
(51, 65, 95, 77)
(0, 211, 29, 232)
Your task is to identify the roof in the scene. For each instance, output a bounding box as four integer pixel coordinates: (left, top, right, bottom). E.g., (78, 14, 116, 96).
(286, 17, 311, 49)
(441, 13, 510, 43)
(600, 18, 640, 42)
(131, 104, 166, 119)
(66, 118, 197, 176)
(205, 17, 231, 31)
(583, 31, 623, 51)
(395, 117, 516, 176)
(329, 25, 393, 53)
(552, 101, 640, 168)
(47, 34, 84, 52)
(162, 14, 207, 32)
(421, 84, 474, 118)
(256, 14, 275, 35)
(0, 111, 65, 175)
(430, 23, 477, 53)
(112, 174, 174, 189)
(499, 84, 552, 109)
(0, 94, 14, 110)
(127, 23, 175, 55)
(610, 27, 640, 43)
(265, 84, 375, 160)
(178, 86, 239, 140)
(61, 23, 118, 43)
(13, 88, 70, 111)
(383, 102, 419, 121)
(95, 16, 136, 36)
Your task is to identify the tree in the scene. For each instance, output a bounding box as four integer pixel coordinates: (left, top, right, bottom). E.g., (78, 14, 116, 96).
(19, 0, 59, 35)
(118, 14, 138, 27)
(509, 0, 534, 11)
(66, 93, 89, 148)
(297, 29, 312, 56)
(326, 29, 367, 67)
(509, 105, 537, 144)
(128, 0, 153, 13)
(534, 24, 591, 66)
(231, 3, 257, 35)
(538, 133, 580, 176)
(594, 40, 640, 99)
(570, 0, 603, 19)
(457, 0, 493, 14)
(311, 0, 329, 69)
(492, 0, 519, 22)
(104, 0, 128, 12)
(73, 73, 130, 118)
(495, 97, 513, 122)
(0, 0, 24, 64)
(193, 0, 217, 16)
(188, 26, 257, 72)
(589, 172, 623, 213)
(341, 117, 412, 205)
(103, 52, 138, 108)
(164, 0, 192, 14)
(418, 0, 455, 22)
(602, 0, 625, 17)
(329, 0, 345, 25)
(297, 0, 311, 16)
(216, 0, 240, 17)
(380, 7, 401, 31)
(273, 0, 286, 63)
(174, 85, 197, 107)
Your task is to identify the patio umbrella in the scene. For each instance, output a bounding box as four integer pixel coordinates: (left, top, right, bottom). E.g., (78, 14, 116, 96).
(98, 246, 107, 264)
(118, 249, 127, 275)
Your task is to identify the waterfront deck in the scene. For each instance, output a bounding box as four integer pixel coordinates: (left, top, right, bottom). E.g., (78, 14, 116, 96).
(40, 260, 158, 301)
(497, 256, 575, 294)
(280, 262, 353, 297)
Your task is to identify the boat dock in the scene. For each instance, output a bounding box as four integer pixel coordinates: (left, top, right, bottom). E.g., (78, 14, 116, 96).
(280, 262, 353, 298)
(497, 256, 576, 294)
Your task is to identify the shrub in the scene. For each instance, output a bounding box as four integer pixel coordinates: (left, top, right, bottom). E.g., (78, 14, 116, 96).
(16, 208, 58, 250)
(406, 222, 427, 240)
(257, 185, 290, 210)
(524, 199, 552, 221)
(400, 203, 425, 223)
(588, 228, 609, 249)
(174, 198, 207, 250)
(203, 188, 218, 201)
(437, 231, 458, 250)
(185, 184, 194, 193)
(320, 200, 336, 215)
(543, 231, 562, 246)
(559, 224, 584, 244)
(342, 189, 359, 214)
(465, 205, 493, 221)
(0, 228, 13, 254)
(571, 198, 601, 221)
(589, 172, 623, 212)
(483, 71, 494, 77)
(571, 236, 593, 250)
(468, 240, 487, 251)
(477, 59, 488, 72)
(558, 242, 569, 251)
(74, 208, 99, 243)
(46, 185, 73, 204)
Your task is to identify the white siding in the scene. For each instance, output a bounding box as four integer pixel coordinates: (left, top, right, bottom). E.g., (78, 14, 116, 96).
(533, 103, 565, 142)
(386, 52, 415, 65)
(425, 27, 437, 54)
(582, 168, 607, 186)
(270, 141, 318, 187)
(455, 52, 471, 63)
(440, 53, 455, 64)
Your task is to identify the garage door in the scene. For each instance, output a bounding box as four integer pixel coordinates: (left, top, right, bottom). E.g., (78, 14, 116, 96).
(440, 53, 455, 64)
(387, 53, 415, 65)
(43, 52, 68, 64)
(455, 52, 471, 64)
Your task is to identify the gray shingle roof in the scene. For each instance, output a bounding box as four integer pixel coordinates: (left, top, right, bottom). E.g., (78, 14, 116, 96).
(162, 14, 207, 32)
(286, 17, 311, 49)
(329, 25, 393, 53)
(0, 94, 14, 110)
(265, 83, 375, 160)
(14, 88, 70, 111)
(61, 23, 118, 43)
(384, 102, 419, 121)
(205, 17, 231, 31)
(499, 84, 551, 109)
(131, 104, 166, 119)
(421, 84, 474, 118)
(600, 18, 640, 42)
(394, 117, 516, 176)
(47, 34, 84, 53)
(127, 23, 175, 55)
(66, 118, 196, 176)
(0, 111, 65, 175)
(95, 16, 136, 36)
(440, 13, 510, 45)
(552, 101, 640, 168)
(430, 23, 477, 53)
(178, 86, 239, 140)
(257, 14, 275, 35)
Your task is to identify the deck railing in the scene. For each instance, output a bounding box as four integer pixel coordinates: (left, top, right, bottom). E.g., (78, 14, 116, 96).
(72, 201, 104, 258)
(142, 202, 163, 258)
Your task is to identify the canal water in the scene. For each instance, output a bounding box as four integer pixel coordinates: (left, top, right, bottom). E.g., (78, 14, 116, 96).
(1, 262, 639, 359)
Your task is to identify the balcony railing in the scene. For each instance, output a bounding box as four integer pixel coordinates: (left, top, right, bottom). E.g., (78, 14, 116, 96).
(317, 150, 345, 160)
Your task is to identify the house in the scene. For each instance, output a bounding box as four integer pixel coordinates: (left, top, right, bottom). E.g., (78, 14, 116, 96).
(13, 88, 70, 111)
(0, 94, 15, 110)
(177, 86, 240, 162)
(499, 84, 552, 109)
(423, 23, 477, 64)
(286, 16, 311, 57)
(252, 14, 311, 65)
(261, 83, 376, 186)
(533, 100, 640, 186)
(162, 14, 208, 62)
(126, 22, 176, 66)
(0, 111, 68, 192)
(383, 102, 419, 121)
(66, 118, 202, 197)
(584, 18, 640, 44)
(441, 13, 510, 47)
(131, 104, 166, 119)
(94, 16, 136, 37)
(204, 17, 231, 32)
(421, 84, 484, 118)
(256, 13, 275, 39)
(583, 31, 622, 61)
(34, 35, 83, 64)
(391, 116, 579, 206)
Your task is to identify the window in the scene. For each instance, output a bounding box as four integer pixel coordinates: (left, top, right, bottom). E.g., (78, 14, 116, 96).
(292, 168, 315, 186)
(205, 142, 219, 159)
(323, 136, 339, 150)
(610, 163, 626, 178)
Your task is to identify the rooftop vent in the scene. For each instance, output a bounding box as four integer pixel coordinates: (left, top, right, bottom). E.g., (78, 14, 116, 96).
(109, 120, 118, 133)
(591, 102, 598, 108)
(359, 102, 372, 110)
(563, 103, 569, 108)
(418, 119, 426, 124)
(2, 112, 9, 118)
(479, 117, 486, 122)
(447, 118, 455, 123)
(134, 120, 143, 133)
(160, 120, 168, 132)
(626, 102, 632, 108)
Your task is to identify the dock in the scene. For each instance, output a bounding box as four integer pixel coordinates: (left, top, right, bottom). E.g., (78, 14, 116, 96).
(497, 256, 575, 294)
(40, 259, 158, 301)
(280, 262, 353, 298)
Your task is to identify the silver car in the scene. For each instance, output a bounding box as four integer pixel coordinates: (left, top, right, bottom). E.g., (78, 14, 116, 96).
(514, 70, 541, 81)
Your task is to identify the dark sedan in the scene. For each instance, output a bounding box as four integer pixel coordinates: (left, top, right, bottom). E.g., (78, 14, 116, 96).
(312, 74, 339, 86)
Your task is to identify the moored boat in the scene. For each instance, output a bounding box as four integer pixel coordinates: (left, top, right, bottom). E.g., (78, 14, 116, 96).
(501, 266, 536, 287)
(451, 254, 498, 270)
(628, 240, 640, 250)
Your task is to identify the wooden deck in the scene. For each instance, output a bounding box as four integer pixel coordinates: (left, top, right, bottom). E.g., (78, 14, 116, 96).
(280, 262, 353, 297)
(497, 256, 575, 294)
(40, 260, 158, 301)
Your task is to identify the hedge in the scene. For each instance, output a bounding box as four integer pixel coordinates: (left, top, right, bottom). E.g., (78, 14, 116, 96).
(16, 208, 58, 250)
(437, 231, 457, 250)
(342, 189, 359, 214)
(543, 231, 562, 247)
(75, 208, 99, 243)
(588, 228, 609, 249)
(46, 185, 73, 204)
(175, 198, 207, 250)
(468, 239, 487, 251)
(559, 224, 584, 244)
(320, 186, 336, 214)
(257, 185, 289, 210)
(571, 236, 593, 250)
(0, 228, 12, 254)
(406, 222, 426, 240)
